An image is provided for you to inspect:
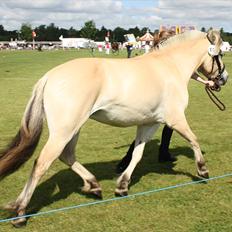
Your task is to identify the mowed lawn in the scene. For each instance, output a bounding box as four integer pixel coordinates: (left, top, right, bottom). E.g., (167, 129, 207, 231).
(0, 49, 232, 232)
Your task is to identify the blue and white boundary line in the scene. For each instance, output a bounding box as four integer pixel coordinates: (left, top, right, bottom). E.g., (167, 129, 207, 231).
(1, 173, 232, 223)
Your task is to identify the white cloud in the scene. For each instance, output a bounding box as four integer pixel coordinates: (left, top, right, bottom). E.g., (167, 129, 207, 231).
(159, 0, 232, 9)
(1, 0, 122, 13)
(155, 0, 232, 31)
(0, 0, 231, 32)
(2, 0, 60, 9)
(0, 0, 124, 30)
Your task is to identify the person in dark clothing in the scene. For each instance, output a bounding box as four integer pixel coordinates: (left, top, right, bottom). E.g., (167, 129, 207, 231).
(126, 43, 133, 58)
(116, 125, 175, 174)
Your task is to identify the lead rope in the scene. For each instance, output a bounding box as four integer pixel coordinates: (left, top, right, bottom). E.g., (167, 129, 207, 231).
(205, 86, 226, 111)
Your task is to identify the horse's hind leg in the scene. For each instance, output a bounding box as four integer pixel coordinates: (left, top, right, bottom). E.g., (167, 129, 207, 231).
(170, 115, 209, 178)
(7, 132, 76, 227)
(59, 133, 102, 198)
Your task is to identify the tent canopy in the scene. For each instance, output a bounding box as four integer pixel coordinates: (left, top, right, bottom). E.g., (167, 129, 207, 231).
(139, 31, 154, 41)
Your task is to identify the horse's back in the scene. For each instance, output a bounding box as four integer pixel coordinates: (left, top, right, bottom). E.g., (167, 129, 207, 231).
(42, 55, 187, 128)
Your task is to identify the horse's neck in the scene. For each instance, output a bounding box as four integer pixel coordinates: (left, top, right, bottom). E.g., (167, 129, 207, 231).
(157, 39, 208, 83)
(177, 39, 208, 82)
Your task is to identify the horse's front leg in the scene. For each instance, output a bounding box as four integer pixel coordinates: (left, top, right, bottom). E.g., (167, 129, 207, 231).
(115, 124, 160, 196)
(170, 115, 209, 178)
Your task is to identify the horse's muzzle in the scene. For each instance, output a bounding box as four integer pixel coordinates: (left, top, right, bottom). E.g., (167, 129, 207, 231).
(218, 69, 229, 86)
(211, 70, 229, 92)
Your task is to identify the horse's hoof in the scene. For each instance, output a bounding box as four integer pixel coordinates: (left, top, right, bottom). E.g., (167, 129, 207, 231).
(91, 190, 103, 199)
(197, 170, 209, 179)
(11, 218, 27, 228)
(115, 190, 128, 197)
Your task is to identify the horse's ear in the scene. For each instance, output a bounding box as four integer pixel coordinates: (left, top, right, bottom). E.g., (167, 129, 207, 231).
(207, 30, 222, 46)
(207, 30, 222, 56)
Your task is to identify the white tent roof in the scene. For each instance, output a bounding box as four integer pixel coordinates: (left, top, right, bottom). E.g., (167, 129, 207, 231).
(139, 31, 154, 41)
(221, 41, 231, 52)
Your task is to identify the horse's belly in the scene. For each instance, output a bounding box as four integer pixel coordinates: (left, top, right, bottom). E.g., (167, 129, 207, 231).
(90, 106, 163, 127)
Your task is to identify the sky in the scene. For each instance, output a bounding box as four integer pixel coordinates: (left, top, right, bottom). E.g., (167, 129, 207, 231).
(0, 0, 232, 32)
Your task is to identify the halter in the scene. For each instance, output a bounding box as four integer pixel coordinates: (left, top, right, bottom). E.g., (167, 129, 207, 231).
(201, 53, 227, 110)
(208, 53, 226, 91)
(206, 34, 227, 91)
(205, 46, 227, 110)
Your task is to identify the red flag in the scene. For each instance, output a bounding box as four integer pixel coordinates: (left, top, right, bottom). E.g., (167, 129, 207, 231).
(32, 31, 36, 38)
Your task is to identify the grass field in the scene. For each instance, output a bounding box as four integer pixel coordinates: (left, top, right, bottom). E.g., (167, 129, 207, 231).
(0, 49, 232, 232)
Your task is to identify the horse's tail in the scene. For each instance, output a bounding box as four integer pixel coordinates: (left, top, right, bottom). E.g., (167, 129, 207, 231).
(0, 76, 48, 179)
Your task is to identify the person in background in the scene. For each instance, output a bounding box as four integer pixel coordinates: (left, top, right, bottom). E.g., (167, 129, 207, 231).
(105, 42, 110, 55)
(126, 42, 133, 58)
(98, 44, 103, 52)
(144, 41, 150, 53)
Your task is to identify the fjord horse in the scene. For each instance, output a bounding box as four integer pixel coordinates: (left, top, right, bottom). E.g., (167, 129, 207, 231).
(0, 30, 229, 226)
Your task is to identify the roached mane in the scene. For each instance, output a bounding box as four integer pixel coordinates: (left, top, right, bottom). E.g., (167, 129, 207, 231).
(157, 30, 206, 49)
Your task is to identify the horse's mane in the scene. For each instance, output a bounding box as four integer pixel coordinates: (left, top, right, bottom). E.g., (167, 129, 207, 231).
(158, 30, 206, 49)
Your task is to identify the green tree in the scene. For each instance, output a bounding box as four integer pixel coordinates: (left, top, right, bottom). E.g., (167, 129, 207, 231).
(0, 25, 6, 40)
(113, 27, 126, 42)
(35, 25, 46, 41)
(127, 26, 141, 37)
(95, 26, 108, 41)
(20, 23, 32, 41)
(46, 23, 60, 41)
(140, 27, 150, 36)
(59, 28, 69, 38)
(80, 20, 97, 39)
(0, 25, 4, 34)
(68, 27, 79, 38)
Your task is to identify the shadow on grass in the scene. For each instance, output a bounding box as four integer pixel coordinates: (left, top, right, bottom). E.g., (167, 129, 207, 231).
(26, 139, 204, 215)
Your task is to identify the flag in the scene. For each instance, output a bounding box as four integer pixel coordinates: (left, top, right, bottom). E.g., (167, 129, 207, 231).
(32, 31, 36, 38)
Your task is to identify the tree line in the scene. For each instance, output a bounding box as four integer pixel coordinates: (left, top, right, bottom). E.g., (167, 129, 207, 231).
(0, 20, 150, 42)
(0, 20, 232, 44)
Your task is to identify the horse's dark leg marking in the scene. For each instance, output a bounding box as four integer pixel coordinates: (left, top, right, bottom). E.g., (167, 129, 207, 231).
(116, 125, 177, 175)
(158, 125, 177, 162)
(116, 141, 135, 174)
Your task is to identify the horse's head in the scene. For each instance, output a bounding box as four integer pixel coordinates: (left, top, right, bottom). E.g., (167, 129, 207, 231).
(198, 30, 229, 91)
(153, 30, 175, 49)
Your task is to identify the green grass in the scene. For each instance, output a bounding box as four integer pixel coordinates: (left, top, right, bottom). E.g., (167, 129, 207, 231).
(0, 49, 232, 232)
